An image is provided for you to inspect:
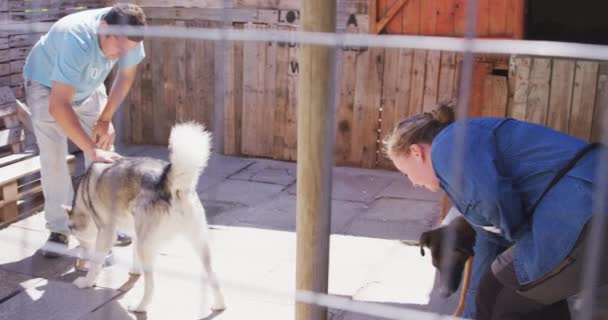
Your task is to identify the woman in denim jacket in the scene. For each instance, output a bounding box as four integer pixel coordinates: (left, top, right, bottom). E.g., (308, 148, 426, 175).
(384, 102, 607, 319)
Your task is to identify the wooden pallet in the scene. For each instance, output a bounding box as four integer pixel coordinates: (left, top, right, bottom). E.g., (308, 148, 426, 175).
(0, 88, 76, 227)
(0, 153, 76, 225)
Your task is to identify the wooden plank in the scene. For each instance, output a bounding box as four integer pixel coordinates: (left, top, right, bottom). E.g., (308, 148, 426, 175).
(223, 23, 244, 155)
(422, 50, 440, 111)
(420, 0, 437, 35)
(351, 48, 384, 168)
(547, 59, 575, 133)
(133, 0, 227, 8)
(476, 0, 490, 37)
(438, 51, 457, 102)
(128, 46, 145, 144)
(174, 21, 188, 125)
(0, 38, 8, 50)
(261, 35, 278, 157)
(470, 62, 491, 117)
(435, 0, 454, 35)
(9, 47, 29, 62)
(377, 48, 399, 168)
(508, 56, 530, 120)
(370, 0, 377, 34)
(506, 0, 525, 39)
(184, 20, 207, 127)
(150, 23, 171, 144)
(10, 74, 21, 87)
(0, 152, 34, 168)
(401, 0, 420, 34)
(453, 0, 466, 36)
(7, 0, 101, 11)
(335, 49, 357, 166)
(137, 22, 160, 144)
(0, 155, 41, 186)
(9, 60, 23, 75)
(452, 53, 463, 97)
(272, 29, 290, 160)
(395, 48, 414, 119)
(283, 40, 299, 161)
(377, 47, 413, 169)
(591, 63, 608, 142)
(0, 182, 18, 222)
(15, 100, 32, 134)
(223, 24, 243, 155)
(525, 58, 551, 125)
(482, 75, 507, 117)
(9, 33, 43, 48)
(9, 9, 76, 23)
(569, 61, 599, 141)
(488, 0, 508, 37)
(233, 0, 298, 10)
(0, 127, 22, 148)
(241, 23, 266, 157)
(376, 0, 408, 34)
(0, 104, 15, 118)
(407, 49, 426, 115)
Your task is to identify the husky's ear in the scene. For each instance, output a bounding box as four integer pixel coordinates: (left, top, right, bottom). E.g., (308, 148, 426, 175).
(419, 232, 431, 257)
(60, 204, 73, 213)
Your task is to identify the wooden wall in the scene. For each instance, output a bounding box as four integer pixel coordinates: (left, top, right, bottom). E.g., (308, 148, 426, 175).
(1, 0, 105, 99)
(120, 1, 608, 171)
(507, 57, 608, 143)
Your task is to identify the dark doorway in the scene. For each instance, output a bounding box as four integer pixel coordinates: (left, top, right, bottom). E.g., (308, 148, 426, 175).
(526, 0, 608, 45)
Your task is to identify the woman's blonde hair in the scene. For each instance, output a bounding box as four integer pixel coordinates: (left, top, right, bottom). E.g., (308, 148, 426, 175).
(383, 101, 456, 160)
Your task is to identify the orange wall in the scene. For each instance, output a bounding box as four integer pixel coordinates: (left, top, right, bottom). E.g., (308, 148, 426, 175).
(375, 0, 524, 39)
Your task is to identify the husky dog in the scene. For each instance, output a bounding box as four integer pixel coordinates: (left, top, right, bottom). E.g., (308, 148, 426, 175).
(65, 122, 226, 313)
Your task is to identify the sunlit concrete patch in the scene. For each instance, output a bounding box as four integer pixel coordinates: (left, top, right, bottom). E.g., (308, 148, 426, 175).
(0, 226, 79, 280)
(0, 278, 119, 320)
(376, 178, 442, 202)
(229, 158, 297, 186)
(209, 193, 367, 233)
(0, 270, 42, 302)
(200, 179, 285, 206)
(351, 244, 434, 305)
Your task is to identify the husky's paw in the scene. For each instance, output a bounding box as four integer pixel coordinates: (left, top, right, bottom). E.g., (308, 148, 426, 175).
(128, 267, 141, 276)
(73, 276, 95, 289)
(211, 300, 226, 311)
(128, 303, 148, 313)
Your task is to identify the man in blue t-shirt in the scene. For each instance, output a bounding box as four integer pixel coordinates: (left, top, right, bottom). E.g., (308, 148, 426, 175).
(23, 3, 146, 258)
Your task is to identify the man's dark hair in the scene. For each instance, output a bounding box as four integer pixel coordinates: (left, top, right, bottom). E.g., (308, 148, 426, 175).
(102, 3, 147, 42)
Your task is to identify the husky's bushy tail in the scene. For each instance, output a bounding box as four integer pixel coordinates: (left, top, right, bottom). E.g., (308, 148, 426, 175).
(167, 122, 211, 193)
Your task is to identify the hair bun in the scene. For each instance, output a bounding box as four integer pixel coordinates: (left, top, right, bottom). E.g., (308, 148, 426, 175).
(432, 101, 456, 126)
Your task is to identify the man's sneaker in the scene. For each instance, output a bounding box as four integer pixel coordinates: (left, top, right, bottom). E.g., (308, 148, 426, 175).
(114, 233, 132, 247)
(40, 232, 69, 259)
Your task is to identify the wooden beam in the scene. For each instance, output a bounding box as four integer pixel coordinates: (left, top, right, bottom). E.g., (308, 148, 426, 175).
(375, 0, 409, 34)
(369, 0, 377, 34)
(295, 0, 336, 319)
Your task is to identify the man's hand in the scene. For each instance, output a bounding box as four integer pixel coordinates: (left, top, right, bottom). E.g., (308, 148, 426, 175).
(92, 120, 115, 150)
(86, 148, 122, 163)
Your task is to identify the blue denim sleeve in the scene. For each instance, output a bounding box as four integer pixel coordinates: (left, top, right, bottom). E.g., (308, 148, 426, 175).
(462, 229, 508, 318)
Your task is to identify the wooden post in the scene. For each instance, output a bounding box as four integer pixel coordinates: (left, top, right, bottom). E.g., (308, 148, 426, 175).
(295, 0, 336, 319)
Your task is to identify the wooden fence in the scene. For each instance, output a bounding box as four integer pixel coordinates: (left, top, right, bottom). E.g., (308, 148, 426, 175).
(120, 2, 608, 170)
